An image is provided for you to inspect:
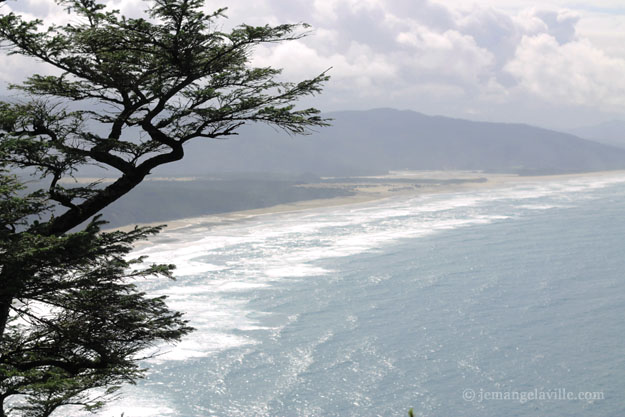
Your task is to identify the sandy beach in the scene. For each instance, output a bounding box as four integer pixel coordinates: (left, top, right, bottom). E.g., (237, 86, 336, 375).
(109, 170, 625, 236)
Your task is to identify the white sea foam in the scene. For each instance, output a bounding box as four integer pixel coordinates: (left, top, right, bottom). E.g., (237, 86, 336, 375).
(147, 332, 254, 362)
(95, 172, 625, 416)
(518, 204, 563, 210)
(129, 172, 625, 363)
(98, 386, 177, 417)
(264, 265, 331, 278)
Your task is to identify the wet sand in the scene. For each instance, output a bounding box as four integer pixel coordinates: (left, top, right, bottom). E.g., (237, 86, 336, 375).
(109, 170, 625, 235)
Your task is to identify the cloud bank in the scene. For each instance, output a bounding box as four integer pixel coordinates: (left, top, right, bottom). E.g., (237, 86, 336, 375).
(2, 0, 625, 127)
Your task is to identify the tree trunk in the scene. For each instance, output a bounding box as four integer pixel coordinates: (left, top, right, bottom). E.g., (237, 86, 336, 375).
(0, 293, 12, 340)
(44, 146, 184, 235)
(45, 172, 147, 235)
(1, 262, 25, 340)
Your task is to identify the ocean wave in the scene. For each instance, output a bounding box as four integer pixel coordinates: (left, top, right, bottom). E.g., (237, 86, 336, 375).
(129, 173, 625, 362)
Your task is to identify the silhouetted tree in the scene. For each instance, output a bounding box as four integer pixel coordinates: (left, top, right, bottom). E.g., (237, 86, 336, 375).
(0, 0, 328, 415)
(0, 169, 192, 416)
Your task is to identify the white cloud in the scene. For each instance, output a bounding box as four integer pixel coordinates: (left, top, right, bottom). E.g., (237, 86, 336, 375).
(505, 34, 625, 110)
(253, 39, 397, 99)
(1, 0, 625, 126)
(532, 9, 580, 43)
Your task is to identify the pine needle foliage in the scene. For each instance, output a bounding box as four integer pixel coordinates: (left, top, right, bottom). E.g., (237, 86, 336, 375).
(0, 0, 328, 415)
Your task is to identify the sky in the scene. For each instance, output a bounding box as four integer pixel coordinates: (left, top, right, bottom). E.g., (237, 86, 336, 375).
(1, 0, 625, 129)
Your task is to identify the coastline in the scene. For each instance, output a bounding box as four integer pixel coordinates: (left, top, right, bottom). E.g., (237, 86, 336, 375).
(109, 169, 625, 236)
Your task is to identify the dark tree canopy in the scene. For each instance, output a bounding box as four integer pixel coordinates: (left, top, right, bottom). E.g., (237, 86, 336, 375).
(0, 0, 328, 234)
(0, 0, 328, 415)
(0, 176, 192, 415)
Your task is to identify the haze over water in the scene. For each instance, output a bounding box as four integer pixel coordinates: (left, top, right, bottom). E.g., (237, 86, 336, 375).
(98, 173, 625, 417)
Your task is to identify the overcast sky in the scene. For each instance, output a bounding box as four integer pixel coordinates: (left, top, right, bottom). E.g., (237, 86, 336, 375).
(2, 0, 625, 129)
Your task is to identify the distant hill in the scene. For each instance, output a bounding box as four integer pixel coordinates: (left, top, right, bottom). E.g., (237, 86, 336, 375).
(565, 120, 625, 149)
(139, 108, 625, 176)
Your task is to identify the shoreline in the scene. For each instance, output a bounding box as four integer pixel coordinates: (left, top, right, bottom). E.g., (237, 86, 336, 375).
(108, 169, 625, 236)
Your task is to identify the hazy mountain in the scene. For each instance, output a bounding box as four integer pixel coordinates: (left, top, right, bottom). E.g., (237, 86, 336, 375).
(138, 108, 625, 176)
(565, 120, 625, 149)
(83, 108, 625, 227)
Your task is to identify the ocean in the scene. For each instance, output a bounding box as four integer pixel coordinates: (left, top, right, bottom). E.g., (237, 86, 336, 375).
(97, 173, 625, 417)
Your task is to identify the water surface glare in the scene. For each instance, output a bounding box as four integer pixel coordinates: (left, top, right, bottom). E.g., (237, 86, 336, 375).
(97, 174, 625, 417)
